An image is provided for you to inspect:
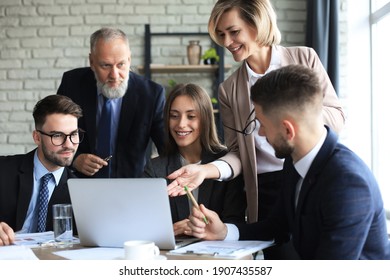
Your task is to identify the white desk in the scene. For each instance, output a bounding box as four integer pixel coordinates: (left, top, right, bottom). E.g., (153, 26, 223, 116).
(31, 244, 254, 260)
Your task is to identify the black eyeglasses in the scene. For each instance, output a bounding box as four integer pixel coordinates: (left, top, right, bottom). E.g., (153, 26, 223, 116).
(37, 129, 85, 146)
(223, 108, 257, 136)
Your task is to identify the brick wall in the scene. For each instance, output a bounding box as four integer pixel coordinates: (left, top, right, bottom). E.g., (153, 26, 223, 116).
(0, 0, 347, 155)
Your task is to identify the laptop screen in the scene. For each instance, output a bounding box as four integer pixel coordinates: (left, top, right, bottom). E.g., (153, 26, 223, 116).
(68, 178, 178, 249)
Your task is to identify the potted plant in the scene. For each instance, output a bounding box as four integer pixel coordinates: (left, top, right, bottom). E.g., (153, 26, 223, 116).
(211, 97, 218, 109)
(166, 79, 177, 96)
(201, 47, 220, 65)
(168, 79, 177, 88)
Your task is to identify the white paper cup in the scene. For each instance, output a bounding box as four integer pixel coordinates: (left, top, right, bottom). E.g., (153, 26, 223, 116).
(123, 240, 160, 260)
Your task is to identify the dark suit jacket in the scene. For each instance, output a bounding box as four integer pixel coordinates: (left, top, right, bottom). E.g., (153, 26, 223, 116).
(237, 127, 390, 259)
(57, 67, 165, 178)
(144, 150, 247, 224)
(0, 150, 76, 232)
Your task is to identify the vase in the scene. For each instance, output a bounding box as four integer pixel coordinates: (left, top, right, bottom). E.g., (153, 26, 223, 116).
(187, 40, 201, 65)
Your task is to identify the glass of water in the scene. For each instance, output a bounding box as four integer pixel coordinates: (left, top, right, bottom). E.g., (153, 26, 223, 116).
(52, 204, 73, 248)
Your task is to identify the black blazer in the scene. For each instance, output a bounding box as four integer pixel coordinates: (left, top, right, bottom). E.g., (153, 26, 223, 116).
(144, 150, 247, 224)
(0, 150, 76, 232)
(237, 128, 390, 259)
(57, 67, 165, 178)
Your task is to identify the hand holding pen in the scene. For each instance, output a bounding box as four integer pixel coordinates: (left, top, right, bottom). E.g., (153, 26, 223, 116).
(72, 153, 112, 177)
(184, 186, 209, 224)
(186, 203, 228, 240)
(104, 155, 112, 162)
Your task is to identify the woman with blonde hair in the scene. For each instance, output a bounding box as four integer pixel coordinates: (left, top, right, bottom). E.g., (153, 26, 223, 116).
(167, 0, 345, 259)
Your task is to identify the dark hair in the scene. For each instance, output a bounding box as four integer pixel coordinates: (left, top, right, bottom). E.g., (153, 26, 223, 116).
(90, 27, 129, 53)
(33, 95, 83, 129)
(163, 83, 225, 156)
(250, 65, 322, 116)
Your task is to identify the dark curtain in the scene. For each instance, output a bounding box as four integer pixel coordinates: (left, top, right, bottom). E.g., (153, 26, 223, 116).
(306, 0, 339, 95)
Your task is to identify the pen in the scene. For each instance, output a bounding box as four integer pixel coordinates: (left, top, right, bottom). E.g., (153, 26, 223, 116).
(184, 186, 209, 224)
(104, 155, 112, 162)
(184, 250, 219, 256)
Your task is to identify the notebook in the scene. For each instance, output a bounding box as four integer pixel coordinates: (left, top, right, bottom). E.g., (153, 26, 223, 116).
(67, 178, 198, 250)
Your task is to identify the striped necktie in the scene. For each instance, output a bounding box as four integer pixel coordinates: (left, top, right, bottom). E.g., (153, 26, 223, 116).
(37, 173, 53, 232)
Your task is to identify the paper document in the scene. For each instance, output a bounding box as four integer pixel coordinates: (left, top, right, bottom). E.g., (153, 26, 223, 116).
(54, 247, 124, 260)
(168, 240, 274, 259)
(13, 231, 79, 248)
(0, 246, 38, 260)
(13, 231, 55, 247)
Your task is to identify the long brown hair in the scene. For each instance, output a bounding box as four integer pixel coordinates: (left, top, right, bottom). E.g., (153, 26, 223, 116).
(163, 83, 225, 156)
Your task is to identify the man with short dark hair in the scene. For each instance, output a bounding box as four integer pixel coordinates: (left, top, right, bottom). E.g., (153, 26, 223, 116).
(0, 95, 83, 246)
(187, 65, 390, 259)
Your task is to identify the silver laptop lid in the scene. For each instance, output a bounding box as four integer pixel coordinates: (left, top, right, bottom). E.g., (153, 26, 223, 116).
(68, 178, 177, 249)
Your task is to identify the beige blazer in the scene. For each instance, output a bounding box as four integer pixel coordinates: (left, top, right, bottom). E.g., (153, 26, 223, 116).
(218, 45, 345, 223)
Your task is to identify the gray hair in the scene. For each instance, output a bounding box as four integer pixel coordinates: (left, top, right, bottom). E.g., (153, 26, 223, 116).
(90, 27, 129, 53)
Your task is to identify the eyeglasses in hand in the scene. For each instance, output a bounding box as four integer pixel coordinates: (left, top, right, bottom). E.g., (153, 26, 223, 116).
(37, 129, 85, 146)
(223, 108, 256, 136)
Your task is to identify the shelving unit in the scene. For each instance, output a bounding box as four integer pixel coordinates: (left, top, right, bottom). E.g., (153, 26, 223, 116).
(140, 24, 230, 138)
(140, 24, 230, 95)
(137, 64, 231, 74)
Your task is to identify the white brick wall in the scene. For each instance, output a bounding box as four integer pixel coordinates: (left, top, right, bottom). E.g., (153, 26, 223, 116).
(0, 0, 347, 155)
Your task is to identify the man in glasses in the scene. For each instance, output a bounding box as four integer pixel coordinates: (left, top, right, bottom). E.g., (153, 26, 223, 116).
(0, 95, 83, 246)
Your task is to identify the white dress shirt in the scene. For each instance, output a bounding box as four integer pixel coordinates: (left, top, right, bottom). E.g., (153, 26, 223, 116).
(20, 150, 64, 233)
(211, 45, 284, 179)
(224, 128, 327, 240)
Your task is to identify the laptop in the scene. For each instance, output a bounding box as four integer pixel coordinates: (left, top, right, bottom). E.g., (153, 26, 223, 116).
(67, 178, 198, 250)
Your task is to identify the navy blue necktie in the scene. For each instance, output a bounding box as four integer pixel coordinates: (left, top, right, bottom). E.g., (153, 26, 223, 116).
(37, 173, 53, 232)
(291, 167, 301, 209)
(96, 96, 112, 177)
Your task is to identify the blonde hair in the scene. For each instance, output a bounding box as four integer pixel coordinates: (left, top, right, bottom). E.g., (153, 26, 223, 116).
(208, 0, 281, 47)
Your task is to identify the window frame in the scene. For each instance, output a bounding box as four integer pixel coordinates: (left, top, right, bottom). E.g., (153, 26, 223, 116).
(370, 0, 390, 222)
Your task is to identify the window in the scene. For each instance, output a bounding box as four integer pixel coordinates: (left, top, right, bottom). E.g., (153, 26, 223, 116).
(346, 0, 389, 226)
(372, 0, 390, 11)
(370, 1, 390, 215)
